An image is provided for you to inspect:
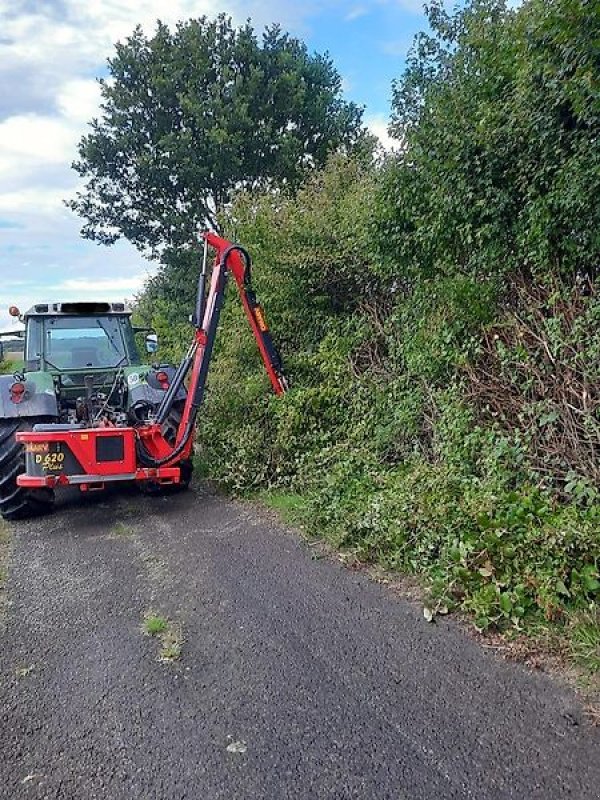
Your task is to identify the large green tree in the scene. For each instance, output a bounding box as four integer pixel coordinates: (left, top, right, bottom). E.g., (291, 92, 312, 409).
(379, 0, 600, 284)
(68, 14, 368, 259)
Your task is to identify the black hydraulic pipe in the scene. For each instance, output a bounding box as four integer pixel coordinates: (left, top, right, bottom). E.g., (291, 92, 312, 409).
(137, 253, 228, 467)
(192, 264, 228, 410)
(155, 348, 195, 425)
(155, 240, 209, 425)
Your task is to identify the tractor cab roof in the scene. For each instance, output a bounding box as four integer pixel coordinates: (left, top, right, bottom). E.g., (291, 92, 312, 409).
(24, 302, 132, 318)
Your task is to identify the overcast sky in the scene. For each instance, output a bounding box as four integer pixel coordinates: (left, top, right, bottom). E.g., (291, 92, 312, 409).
(0, 0, 432, 331)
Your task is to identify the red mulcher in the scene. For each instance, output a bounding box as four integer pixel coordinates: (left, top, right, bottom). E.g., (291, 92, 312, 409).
(11, 233, 287, 505)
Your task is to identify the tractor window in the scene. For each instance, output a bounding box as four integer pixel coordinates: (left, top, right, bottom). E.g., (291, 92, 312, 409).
(119, 316, 141, 365)
(25, 318, 43, 370)
(43, 316, 128, 370)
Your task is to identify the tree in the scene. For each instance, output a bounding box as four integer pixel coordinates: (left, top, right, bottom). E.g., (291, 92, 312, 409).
(68, 15, 368, 260)
(380, 0, 600, 285)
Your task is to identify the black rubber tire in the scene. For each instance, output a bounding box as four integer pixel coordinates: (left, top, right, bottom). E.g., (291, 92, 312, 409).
(175, 458, 194, 491)
(0, 418, 55, 521)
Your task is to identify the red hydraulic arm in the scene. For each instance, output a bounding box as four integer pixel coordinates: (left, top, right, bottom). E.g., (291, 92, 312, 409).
(203, 231, 288, 396)
(138, 232, 288, 467)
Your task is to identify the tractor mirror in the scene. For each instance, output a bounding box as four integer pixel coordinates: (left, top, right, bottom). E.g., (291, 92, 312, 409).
(145, 333, 158, 354)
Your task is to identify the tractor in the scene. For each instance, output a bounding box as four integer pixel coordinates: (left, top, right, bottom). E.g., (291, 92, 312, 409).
(0, 233, 287, 521)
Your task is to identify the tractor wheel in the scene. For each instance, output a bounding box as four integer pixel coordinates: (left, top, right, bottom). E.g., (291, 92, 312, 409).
(0, 418, 55, 521)
(175, 458, 194, 491)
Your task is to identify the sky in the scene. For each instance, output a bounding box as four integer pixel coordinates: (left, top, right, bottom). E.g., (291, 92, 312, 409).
(0, 0, 436, 332)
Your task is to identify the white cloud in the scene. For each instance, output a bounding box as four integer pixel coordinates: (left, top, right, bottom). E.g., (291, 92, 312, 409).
(0, 186, 70, 215)
(365, 113, 402, 151)
(345, 6, 368, 21)
(57, 80, 103, 125)
(57, 275, 147, 294)
(0, 114, 80, 181)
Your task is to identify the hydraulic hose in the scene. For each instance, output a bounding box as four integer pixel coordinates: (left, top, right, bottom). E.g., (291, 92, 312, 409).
(155, 341, 197, 425)
(135, 415, 196, 468)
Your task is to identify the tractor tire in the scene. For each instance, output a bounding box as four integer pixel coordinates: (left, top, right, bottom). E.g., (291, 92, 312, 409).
(174, 458, 194, 491)
(0, 418, 55, 521)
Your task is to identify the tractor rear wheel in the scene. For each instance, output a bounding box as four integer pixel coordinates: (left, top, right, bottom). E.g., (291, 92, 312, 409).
(0, 418, 55, 521)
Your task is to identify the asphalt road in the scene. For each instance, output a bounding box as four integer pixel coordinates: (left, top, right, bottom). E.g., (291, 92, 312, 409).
(0, 484, 598, 800)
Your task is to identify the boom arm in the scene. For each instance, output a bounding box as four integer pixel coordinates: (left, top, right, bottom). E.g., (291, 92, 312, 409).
(145, 233, 288, 466)
(203, 232, 288, 396)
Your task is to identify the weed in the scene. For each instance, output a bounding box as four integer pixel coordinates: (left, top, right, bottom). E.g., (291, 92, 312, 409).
(143, 614, 168, 636)
(159, 623, 183, 662)
(110, 521, 135, 538)
(15, 665, 34, 678)
(570, 610, 600, 674)
(143, 612, 183, 662)
(254, 491, 306, 525)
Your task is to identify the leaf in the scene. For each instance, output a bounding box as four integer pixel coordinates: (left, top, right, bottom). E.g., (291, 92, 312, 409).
(423, 607, 434, 623)
(499, 592, 513, 614)
(538, 411, 559, 427)
(581, 566, 600, 593)
(583, 576, 600, 593)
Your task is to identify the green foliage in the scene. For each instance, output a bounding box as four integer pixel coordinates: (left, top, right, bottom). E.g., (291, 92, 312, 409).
(68, 15, 369, 264)
(143, 614, 168, 636)
(569, 610, 600, 673)
(194, 154, 382, 488)
(135, 1, 600, 644)
(254, 491, 307, 526)
(307, 451, 599, 630)
(384, 0, 600, 283)
(384, 277, 498, 384)
(465, 278, 600, 489)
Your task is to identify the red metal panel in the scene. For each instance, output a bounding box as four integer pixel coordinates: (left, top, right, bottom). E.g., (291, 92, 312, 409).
(17, 428, 137, 476)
